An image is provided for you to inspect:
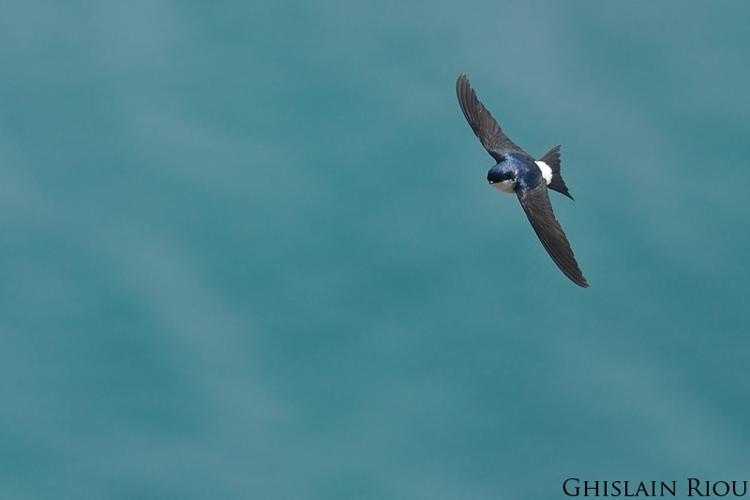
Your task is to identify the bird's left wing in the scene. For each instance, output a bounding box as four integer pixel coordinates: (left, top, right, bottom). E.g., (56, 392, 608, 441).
(516, 183, 589, 287)
(456, 74, 525, 161)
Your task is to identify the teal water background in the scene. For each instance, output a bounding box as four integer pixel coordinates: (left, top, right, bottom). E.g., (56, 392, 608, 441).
(2, 2, 749, 498)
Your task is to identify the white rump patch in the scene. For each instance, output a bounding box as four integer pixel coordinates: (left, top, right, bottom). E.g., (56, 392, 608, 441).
(535, 161, 553, 185)
(492, 180, 516, 193)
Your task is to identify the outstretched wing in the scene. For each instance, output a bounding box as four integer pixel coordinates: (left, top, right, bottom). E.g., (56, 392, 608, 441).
(516, 182, 589, 287)
(456, 74, 525, 161)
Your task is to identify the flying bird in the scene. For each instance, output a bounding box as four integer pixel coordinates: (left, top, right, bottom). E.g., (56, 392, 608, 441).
(456, 74, 589, 287)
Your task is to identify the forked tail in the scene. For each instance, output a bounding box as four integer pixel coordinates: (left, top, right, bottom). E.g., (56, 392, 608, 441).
(539, 145, 574, 200)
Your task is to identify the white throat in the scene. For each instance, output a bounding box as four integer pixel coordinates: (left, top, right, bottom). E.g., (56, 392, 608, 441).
(535, 161, 553, 185)
(491, 180, 516, 193)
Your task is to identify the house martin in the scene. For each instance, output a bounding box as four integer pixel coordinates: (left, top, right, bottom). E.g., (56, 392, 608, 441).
(456, 74, 589, 287)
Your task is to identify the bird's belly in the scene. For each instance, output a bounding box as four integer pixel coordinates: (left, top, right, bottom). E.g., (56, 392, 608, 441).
(492, 180, 515, 193)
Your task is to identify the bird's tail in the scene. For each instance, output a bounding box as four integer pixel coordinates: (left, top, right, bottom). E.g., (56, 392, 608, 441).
(540, 145, 574, 200)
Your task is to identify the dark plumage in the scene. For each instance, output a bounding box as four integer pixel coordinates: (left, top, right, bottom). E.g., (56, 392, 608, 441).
(456, 74, 589, 288)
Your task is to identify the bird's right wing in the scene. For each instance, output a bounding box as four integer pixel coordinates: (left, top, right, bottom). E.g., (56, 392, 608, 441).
(516, 182, 589, 288)
(456, 74, 525, 161)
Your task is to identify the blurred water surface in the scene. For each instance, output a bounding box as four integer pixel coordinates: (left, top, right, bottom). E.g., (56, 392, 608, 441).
(1, 1, 749, 499)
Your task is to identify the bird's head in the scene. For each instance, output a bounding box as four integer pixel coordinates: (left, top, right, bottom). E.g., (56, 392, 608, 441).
(487, 165, 516, 193)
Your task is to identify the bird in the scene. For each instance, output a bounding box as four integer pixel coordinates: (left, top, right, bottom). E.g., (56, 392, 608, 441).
(456, 73, 589, 287)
